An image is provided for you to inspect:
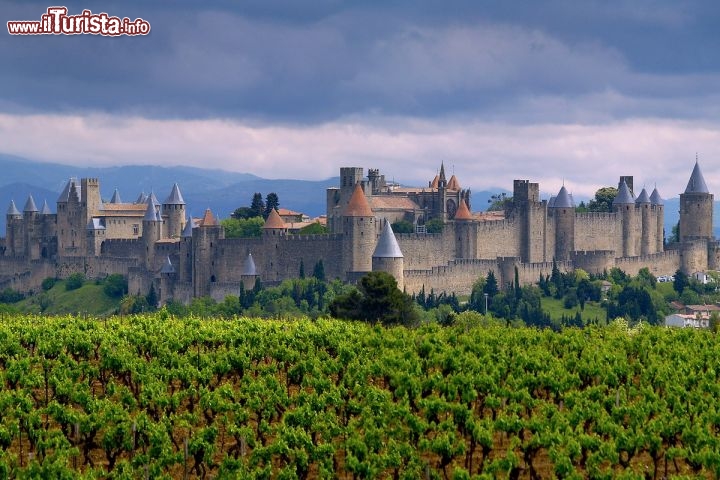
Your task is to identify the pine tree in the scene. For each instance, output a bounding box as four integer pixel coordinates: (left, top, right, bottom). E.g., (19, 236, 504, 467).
(264, 193, 279, 219)
(312, 260, 325, 281)
(250, 193, 265, 218)
(484, 270, 498, 298)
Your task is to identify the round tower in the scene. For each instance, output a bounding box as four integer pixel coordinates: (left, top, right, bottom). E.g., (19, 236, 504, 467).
(635, 188, 652, 255)
(263, 208, 287, 237)
(679, 161, 713, 242)
(613, 179, 636, 257)
(372, 219, 404, 290)
(650, 187, 664, 251)
(23, 195, 39, 259)
(6, 200, 22, 256)
(342, 183, 376, 277)
(453, 198, 476, 259)
(192, 209, 223, 297)
(162, 183, 186, 238)
(142, 197, 162, 268)
(551, 186, 575, 262)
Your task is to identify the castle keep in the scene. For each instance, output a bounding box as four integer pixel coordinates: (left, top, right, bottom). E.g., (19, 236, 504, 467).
(0, 162, 717, 303)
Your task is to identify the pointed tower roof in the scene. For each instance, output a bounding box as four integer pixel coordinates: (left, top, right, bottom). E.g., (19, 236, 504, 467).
(430, 175, 440, 189)
(164, 183, 185, 205)
(343, 183, 373, 217)
(439, 162, 446, 182)
(650, 187, 663, 206)
(263, 208, 285, 229)
(7, 200, 20, 216)
(454, 199, 473, 220)
(200, 208, 218, 226)
(552, 186, 575, 208)
(447, 175, 460, 191)
(58, 178, 80, 202)
(144, 197, 159, 221)
(135, 192, 148, 204)
(148, 191, 160, 207)
(242, 253, 257, 276)
(685, 161, 709, 193)
(109, 189, 122, 204)
(160, 256, 176, 274)
(40, 200, 52, 215)
(613, 180, 635, 205)
(182, 215, 194, 237)
(373, 220, 403, 258)
(23, 195, 38, 213)
(635, 188, 650, 204)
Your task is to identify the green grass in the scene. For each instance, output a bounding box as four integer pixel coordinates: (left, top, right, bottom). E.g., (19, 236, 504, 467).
(17, 279, 121, 316)
(541, 296, 606, 324)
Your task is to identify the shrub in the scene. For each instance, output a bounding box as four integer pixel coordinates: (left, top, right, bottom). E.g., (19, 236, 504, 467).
(103, 274, 128, 298)
(41, 277, 57, 291)
(65, 273, 85, 291)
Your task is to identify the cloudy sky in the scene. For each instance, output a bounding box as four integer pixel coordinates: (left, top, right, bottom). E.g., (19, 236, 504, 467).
(2, 0, 720, 200)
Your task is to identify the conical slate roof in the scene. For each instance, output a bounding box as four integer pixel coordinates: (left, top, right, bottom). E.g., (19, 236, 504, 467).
(23, 195, 38, 212)
(164, 183, 185, 205)
(58, 178, 80, 202)
(86, 218, 105, 230)
(552, 186, 574, 208)
(136, 192, 148, 204)
(613, 180, 635, 205)
(40, 200, 52, 215)
(685, 161, 709, 194)
(242, 253, 257, 276)
(263, 208, 285, 229)
(650, 187, 663, 206)
(7, 200, 20, 216)
(144, 197, 159, 221)
(109, 189, 122, 204)
(447, 175, 460, 191)
(635, 188, 650, 204)
(200, 209, 218, 226)
(343, 183, 373, 217)
(373, 220, 403, 258)
(148, 191, 160, 207)
(182, 215, 194, 237)
(160, 256, 176, 274)
(454, 199, 473, 220)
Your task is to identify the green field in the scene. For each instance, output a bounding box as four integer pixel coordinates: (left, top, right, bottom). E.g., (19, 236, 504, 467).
(0, 313, 717, 478)
(540, 296, 606, 324)
(15, 280, 121, 316)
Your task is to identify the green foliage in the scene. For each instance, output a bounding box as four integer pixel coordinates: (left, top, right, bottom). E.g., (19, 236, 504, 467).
(312, 260, 325, 281)
(674, 269, 689, 294)
(119, 295, 150, 314)
(264, 192, 279, 219)
(220, 217, 264, 238)
(41, 277, 57, 291)
(425, 218, 444, 233)
(103, 274, 128, 298)
(588, 186, 618, 212)
(487, 192, 512, 211)
(231, 206, 255, 219)
(330, 272, 419, 326)
(0, 288, 24, 303)
(250, 192, 265, 218)
(65, 273, 85, 291)
(391, 220, 414, 234)
(298, 222, 328, 235)
(0, 314, 717, 478)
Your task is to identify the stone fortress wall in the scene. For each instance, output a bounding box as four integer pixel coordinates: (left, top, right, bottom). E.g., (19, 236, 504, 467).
(0, 161, 715, 303)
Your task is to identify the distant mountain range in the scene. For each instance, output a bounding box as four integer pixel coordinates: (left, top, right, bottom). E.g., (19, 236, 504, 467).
(0, 153, 715, 239)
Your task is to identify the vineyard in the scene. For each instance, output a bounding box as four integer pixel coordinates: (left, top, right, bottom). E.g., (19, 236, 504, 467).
(0, 313, 719, 479)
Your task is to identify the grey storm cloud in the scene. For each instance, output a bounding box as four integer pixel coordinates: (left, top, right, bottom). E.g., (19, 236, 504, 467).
(2, 0, 719, 122)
